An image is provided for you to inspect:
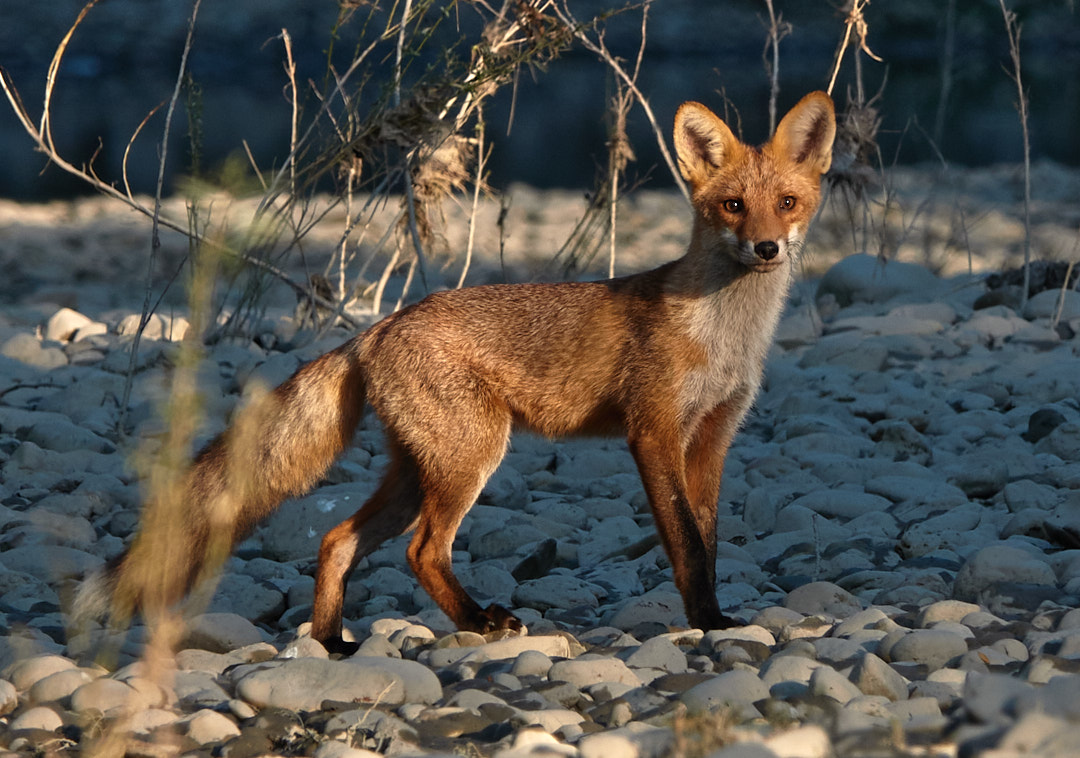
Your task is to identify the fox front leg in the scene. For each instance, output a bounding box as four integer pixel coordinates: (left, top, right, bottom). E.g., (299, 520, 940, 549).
(629, 428, 737, 631)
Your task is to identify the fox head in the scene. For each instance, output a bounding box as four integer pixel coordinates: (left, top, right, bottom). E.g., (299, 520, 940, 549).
(674, 92, 835, 273)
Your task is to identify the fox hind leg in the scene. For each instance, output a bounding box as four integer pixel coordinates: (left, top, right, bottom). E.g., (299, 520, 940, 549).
(407, 469, 521, 634)
(405, 407, 517, 634)
(312, 446, 423, 653)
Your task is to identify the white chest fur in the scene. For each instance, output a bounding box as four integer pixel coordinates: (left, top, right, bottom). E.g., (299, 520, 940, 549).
(678, 265, 793, 426)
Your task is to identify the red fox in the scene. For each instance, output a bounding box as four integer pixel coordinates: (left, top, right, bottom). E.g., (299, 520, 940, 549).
(77, 92, 835, 652)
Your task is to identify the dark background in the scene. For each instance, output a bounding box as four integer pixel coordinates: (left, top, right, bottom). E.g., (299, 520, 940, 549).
(1, 0, 1077, 200)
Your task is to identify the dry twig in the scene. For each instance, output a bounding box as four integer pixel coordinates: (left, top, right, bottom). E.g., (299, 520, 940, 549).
(998, 0, 1033, 308)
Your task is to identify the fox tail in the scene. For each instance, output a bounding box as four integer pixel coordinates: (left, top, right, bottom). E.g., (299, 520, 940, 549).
(71, 338, 367, 633)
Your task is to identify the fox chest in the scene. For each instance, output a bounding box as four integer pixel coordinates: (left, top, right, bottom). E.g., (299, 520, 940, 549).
(680, 332, 766, 416)
(676, 288, 786, 424)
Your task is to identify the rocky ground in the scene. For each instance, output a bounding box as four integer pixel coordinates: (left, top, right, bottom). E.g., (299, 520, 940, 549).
(1, 168, 1080, 757)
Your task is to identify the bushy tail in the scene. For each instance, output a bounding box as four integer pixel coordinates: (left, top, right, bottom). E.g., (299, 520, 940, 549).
(72, 338, 367, 631)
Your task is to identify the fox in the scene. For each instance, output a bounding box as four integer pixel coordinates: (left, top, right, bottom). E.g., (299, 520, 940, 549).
(76, 92, 835, 653)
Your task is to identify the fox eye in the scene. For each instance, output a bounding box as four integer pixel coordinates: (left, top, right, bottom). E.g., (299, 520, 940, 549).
(779, 196, 796, 211)
(722, 199, 743, 213)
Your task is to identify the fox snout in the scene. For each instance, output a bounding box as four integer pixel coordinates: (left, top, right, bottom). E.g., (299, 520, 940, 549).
(754, 241, 780, 261)
(736, 237, 788, 271)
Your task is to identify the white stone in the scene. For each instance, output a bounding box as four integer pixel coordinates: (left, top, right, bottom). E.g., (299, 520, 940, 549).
(765, 724, 832, 758)
(44, 307, 94, 341)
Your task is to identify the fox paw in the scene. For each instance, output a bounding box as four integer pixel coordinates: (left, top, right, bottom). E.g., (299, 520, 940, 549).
(689, 608, 741, 631)
(713, 612, 740, 630)
(478, 604, 524, 635)
(321, 636, 361, 657)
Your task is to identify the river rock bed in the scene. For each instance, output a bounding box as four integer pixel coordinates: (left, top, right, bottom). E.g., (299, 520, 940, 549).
(2, 203, 1080, 755)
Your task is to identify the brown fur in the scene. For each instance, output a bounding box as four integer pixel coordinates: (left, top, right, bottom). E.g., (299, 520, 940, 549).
(78, 93, 835, 650)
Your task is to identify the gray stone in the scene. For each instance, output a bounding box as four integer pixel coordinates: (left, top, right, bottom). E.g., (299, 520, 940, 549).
(832, 608, 893, 637)
(5, 506, 96, 550)
(786, 489, 891, 521)
(261, 482, 376, 562)
(620, 636, 687, 674)
(510, 650, 554, 678)
(27, 668, 96, 705)
(454, 635, 574, 665)
(0, 679, 16, 716)
(917, 600, 982, 627)
(174, 670, 232, 708)
(995, 711, 1079, 758)
(680, 669, 769, 714)
(8, 705, 64, 732)
(864, 475, 967, 507)
(233, 658, 407, 711)
(0, 545, 103, 582)
(607, 591, 686, 631)
(182, 709, 242, 745)
(70, 678, 153, 715)
(1022, 288, 1080, 321)
(1023, 408, 1068, 443)
(888, 630, 969, 670)
(181, 613, 267, 654)
(851, 653, 908, 701)
(577, 723, 674, 758)
(1003, 479, 1060, 512)
(817, 254, 942, 306)
(512, 574, 602, 612)
(808, 665, 863, 704)
(24, 414, 115, 454)
(759, 654, 829, 698)
(343, 656, 442, 704)
(941, 455, 1009, 498)
(548, 657, 641, 688)
(1, 333, 67, 369)
(953, 544, 1057, 604)
(783, 581, 863, 617)
(479, 465, 530, 510)
(468, 520, 549, 560)
(962, 671, 1034, 726)
(207, 572, 286, 623)
(899, 506, 986, 558)
(1036, 422, 1080, 462)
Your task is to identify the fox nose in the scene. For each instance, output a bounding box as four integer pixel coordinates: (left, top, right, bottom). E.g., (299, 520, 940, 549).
(754, 241, 779, 261)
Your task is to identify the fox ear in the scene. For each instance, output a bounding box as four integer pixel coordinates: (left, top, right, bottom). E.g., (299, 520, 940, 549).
(771, 91, 836, 175)
(673, 102, 739, 186)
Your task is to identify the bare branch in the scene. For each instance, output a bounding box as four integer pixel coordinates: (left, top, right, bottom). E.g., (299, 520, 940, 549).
(554, 1, 689, 204)
(998, 0, 1032, 308)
